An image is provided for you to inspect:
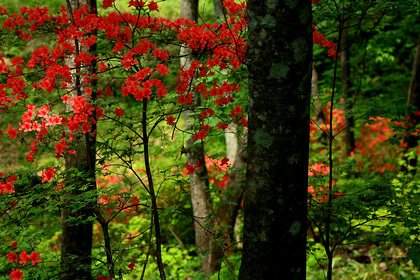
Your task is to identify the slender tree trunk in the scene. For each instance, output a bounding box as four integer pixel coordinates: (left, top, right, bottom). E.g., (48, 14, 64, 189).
(403, 35, 420, 172)
(238, 0, 311, 279)
(180, 0, 222, 275)
(61, 1, 97, 279)
(340, 22, 355, 154)
(213, 0, 239, 165)
(213, 0, 225, 23)
(312, 62, 325, 126)
(216, 132, 246, 253)
(225, 124, 239, 164)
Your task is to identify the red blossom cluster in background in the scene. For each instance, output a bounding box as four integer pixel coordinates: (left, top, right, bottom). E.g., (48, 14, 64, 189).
(182, 155, 230, 189)
(351, 117, 398, 172)
(308, 162, 342, 203)
(205, 155, 231, 189)
(310, 100, 401, 174)
(313, 24, 339, 58)
(96, 174, 140, 216)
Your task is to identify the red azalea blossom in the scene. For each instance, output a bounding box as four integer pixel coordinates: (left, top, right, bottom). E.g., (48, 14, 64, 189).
(7, 252, 18, 263)
(156, 64, 169, 75)
(9, 268, 23, 280)
(220, 157, 230, 166)
(128, 262, 135, 270)
(185, 161, 196, 175)
(229, 105, 242, 116)
(19, 250, 30, 266)
(216, 122, 228, 130)
(54, 139, 69, 158)
(192, 129, 208, 141)
(42, 167, 55, 183)
(102, 0, 114, 8)
(166, 115, 176, 125)
(148, 1, 159, 11)
(11, 241, 18, 248)
(28, 251, 42, 265)
(128, 0, 145, 8)
(5, 125, 18, 140)
(115, 108, 125, 117)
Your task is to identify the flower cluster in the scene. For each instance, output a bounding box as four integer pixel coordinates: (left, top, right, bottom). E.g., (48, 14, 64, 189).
(5, 242, 42, 280)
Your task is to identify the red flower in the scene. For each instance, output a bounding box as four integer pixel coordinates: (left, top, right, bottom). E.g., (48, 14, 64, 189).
(9, 268, 23, 280)
(185, 161, 196, 175)
(152, 49, 168, 61)
(195, 161, 201, 171)
(192, 129, 208, 141)
(148, 1, 159, 11)
(28, 251, 42, 265)
(229, 105, 242, 117)
(7, 252, 18, 263)
(220, 157, 230, 166)
(54, 139, 69, 159)
(5, 125, 18, 140)
(128, 262, 135, 270)
(216, 122, 228, 130)
(115, 108, 125, 117)
(98, 60, 107, 72)
(42, 167, 55, 183)
(19, 250, 30, 266)
(200, 109, 214, 119)
(0, 7, 7, 16)
(128, 0, 145, 7)
(11, 241, 18, 248)
(166, 115, 176, 125)
(102, 0, 114, 8)
(156, 64, 169, 75)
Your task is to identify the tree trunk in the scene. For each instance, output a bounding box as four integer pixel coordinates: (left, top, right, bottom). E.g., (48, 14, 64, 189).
(216, 132, 246, 253)
(180, 0, 222, 275)
(340, 22, 355, 154)
(238, 0, 311, 279)
(312, 62, 325, 126)
(403, 35, 420, 172)
(213, 0, 239, 165)
(213, 0, 225, 23)
(61, 1, 97, 279)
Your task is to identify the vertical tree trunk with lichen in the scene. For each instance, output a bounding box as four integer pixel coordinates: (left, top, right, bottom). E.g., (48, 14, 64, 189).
(61, 0, 97, 279)
(238, 0, 311, 279)
(180, 0, 222, 275)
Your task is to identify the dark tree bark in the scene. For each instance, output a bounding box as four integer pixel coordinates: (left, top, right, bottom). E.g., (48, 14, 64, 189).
(61, 1, 97, 279)
(403, 35, 420, 172)
(340, 22, 355, 154)
(238, 0, 312, 279)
